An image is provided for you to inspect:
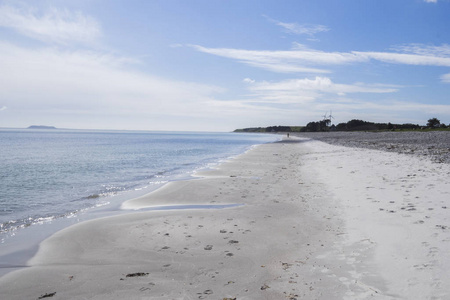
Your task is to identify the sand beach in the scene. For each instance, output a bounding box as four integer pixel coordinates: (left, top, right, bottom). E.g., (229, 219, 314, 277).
(1, 134, 449, 299)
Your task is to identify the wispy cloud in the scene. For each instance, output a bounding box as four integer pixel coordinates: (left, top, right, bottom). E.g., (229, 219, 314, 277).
(424, 0, 437, 3)
(191, 44, 450, 76)
(190, 45, 366, 74)
(264, 15, 329, 37)
(441, 73, 450, 83)
(0, 4, 101, 45)
(391, 44, 450, 57)
(356, 51, 450, 66)
(0, 106, 6, 111)
(245, 77, 399, 104)
(279, 23, 329, 36)
(0, 42, 224, 119)
(252, 77, 399, 94)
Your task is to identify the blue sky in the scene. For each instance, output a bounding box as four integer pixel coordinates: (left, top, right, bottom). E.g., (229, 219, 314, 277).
(0, 0, 449, 131)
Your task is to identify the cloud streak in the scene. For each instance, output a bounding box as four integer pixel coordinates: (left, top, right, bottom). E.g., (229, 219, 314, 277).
(391, 44, 450, 57)
(355, 51, 450, 66)
(0, 4, 101, 45)
(244, 77, 399, 104)
(191, 44, 450, 74)
(264, 15, 330, 37)
(441, 73, 450, 83)
(278, 23, 329, 36)
(190, 45, 366, 74)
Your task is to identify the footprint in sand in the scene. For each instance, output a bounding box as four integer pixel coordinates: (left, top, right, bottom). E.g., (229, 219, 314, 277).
(197, 289, 213, 299)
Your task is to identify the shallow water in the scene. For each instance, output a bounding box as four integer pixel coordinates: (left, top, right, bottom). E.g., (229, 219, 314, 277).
(0, 129, 277, 234)
(0, 200, 245, 277)
(0, 129, 277, 277)
(137, 203, 245, 211)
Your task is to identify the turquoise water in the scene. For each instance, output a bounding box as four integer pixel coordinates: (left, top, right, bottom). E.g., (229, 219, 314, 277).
(0, 129, 278, 235)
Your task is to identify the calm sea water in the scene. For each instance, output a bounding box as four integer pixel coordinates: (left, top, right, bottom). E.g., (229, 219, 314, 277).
(0, 129, 278, 236)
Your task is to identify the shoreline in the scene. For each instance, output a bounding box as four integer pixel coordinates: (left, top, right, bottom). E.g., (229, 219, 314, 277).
(1, 136, 449, 298)
(0, 134, 278, 278)
(0, 138, 340, 299)
(0, 130, 278, 243)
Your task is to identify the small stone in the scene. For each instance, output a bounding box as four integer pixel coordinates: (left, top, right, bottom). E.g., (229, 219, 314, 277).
(38, 292, 56, 299)
(125, 272, 149, 278)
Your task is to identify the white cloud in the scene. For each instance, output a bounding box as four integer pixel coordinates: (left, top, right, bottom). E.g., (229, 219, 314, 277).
(191, 44, 450, 77)
(0, 42, 226, 121)
(424, 0, 437, 3)
(391, 44, 450, 57)
(0, 5, 101, 45)
(190, 45, 367, 74)
(354, 51, 450, 66)
(276, 22, 329, 36)
(0, 106, 6, 111)
(256, 77, 398, 94)
(264, 15, 329, 36)
(245, 77, 399, 104)
(243, 78, 255, 84)
(441, 73, 450, 83)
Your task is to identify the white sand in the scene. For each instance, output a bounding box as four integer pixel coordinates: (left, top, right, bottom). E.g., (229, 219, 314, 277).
(300, 140, 450, 299)
(0, 138, 449, 299)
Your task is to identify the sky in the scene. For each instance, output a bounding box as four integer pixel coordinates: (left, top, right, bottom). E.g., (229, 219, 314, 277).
(0, 0, 449, 131)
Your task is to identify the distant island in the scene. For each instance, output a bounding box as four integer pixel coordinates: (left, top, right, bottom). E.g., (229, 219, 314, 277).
(27, 125, 57, 130)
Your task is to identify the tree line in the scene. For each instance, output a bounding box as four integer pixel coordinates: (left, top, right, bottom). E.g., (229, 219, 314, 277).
(234, 126, 303, 133)
(234, 118, 447, 133)
(301, 117, 447, 132)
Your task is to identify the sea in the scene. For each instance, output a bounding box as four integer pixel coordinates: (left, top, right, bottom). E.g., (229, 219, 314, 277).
(0, 128, 279, 274)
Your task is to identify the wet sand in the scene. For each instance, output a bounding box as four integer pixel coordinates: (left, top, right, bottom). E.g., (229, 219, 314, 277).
(1, 137, 449, 299)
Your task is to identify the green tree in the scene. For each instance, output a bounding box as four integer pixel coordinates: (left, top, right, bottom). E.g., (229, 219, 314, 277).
(427, 118, 440, 128)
